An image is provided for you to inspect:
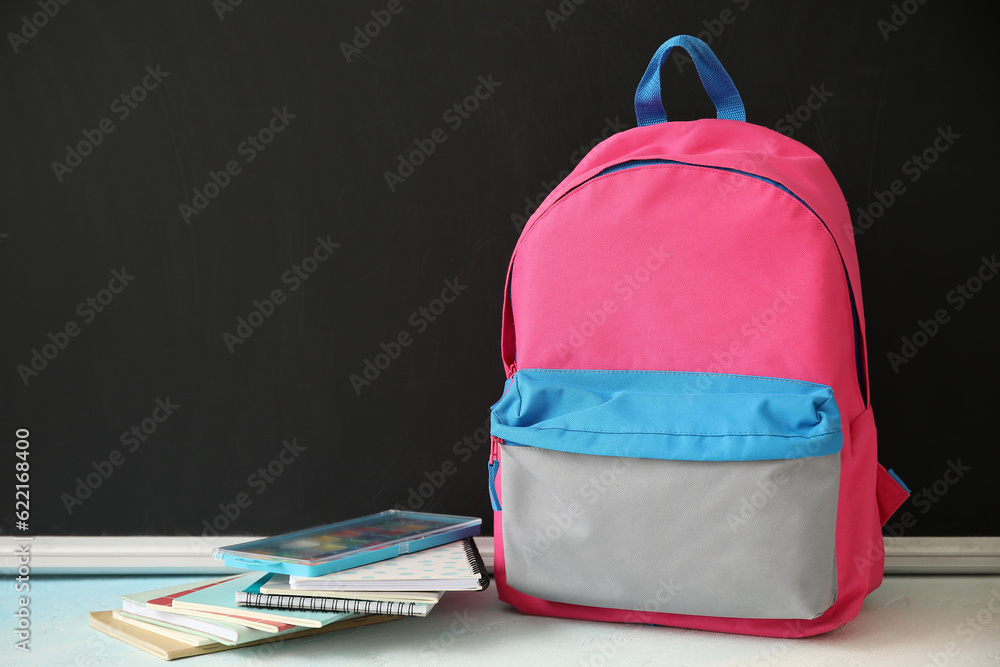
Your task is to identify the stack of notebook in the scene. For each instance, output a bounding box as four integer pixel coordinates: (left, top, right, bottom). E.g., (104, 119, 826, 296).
(89, 511, 488, 661)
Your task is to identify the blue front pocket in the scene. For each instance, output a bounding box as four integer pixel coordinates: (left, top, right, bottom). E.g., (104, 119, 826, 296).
(489, 369, 843, 620)
(491, 369, 842, 462)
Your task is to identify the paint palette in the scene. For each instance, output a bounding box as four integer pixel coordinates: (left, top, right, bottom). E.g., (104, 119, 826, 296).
(213, 510, 482, 577)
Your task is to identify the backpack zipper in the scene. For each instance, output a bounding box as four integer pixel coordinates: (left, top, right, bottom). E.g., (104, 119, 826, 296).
(488, 436, 503, 511)
(529, 158, 868, 407)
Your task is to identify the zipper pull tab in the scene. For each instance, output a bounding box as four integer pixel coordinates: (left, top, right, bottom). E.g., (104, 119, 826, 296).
(488, 436, 503, 511)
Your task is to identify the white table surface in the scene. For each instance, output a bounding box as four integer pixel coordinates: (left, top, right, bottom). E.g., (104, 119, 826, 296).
(3, 574, 999, 666)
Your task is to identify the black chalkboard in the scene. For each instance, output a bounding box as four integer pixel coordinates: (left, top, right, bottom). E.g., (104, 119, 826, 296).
(1, 0, 996, 540)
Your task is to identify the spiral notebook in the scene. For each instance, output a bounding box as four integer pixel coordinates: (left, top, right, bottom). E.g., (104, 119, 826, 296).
(261, 575, 443, 604)
(171, 573, 355, 628)
(237, 574, 437, 618)
(288, 538, 489, 592)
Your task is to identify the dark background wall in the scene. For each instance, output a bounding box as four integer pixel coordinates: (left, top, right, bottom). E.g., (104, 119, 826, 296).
(1, 1, 995, 540)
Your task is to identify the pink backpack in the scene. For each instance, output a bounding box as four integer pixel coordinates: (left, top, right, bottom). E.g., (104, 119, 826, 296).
(487, 35, 910, 637)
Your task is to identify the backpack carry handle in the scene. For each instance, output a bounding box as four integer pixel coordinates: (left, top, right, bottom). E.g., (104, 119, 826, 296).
(635, 35, 746, 126)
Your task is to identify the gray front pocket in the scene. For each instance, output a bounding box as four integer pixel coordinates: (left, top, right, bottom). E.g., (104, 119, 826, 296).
(491, 369, 842, 620)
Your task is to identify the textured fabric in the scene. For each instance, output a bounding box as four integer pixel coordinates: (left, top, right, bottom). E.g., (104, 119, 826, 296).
(491, 369, 842, 461)
(634, 35, 746, 125)
(503, 155, 861, 417)
(877, 463, 912, 526)
(500, 444, 839, 619)
(490, 35, 909, 638)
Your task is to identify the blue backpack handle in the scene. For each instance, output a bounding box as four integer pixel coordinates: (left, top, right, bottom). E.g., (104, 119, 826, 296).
(635, 35, 746, 126)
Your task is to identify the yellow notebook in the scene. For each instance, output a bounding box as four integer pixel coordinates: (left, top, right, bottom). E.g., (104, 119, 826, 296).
(89, 610, 399, 661)
(112, 611, 215, 647)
